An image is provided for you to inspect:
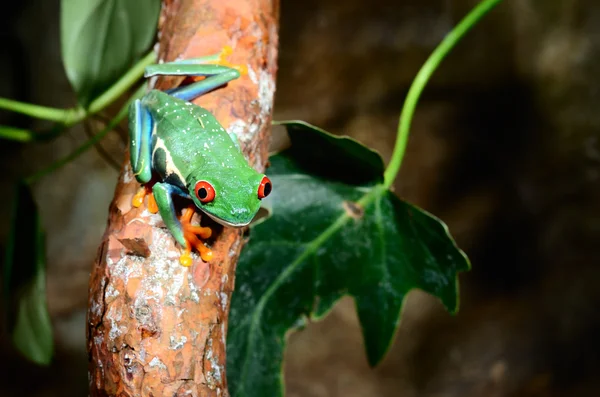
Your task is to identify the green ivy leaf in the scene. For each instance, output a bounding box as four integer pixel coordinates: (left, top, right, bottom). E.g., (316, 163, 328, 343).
(227, 121, 470, 396)
(4, 182, 53, 365)
(60, 0, 160, 106)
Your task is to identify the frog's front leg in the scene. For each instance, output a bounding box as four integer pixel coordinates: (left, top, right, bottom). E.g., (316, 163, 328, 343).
(152, 182, 213, 266)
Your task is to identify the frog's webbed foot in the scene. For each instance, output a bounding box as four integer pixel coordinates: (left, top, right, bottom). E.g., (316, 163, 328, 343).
(132, 185, 159, 214)
(179, 206, 213, 266)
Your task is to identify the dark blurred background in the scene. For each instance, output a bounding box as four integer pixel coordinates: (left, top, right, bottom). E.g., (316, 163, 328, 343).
(1, 0, 599, 396)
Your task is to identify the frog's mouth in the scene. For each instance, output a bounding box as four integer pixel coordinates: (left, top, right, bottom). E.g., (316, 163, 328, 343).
(203, 211, 252, 228)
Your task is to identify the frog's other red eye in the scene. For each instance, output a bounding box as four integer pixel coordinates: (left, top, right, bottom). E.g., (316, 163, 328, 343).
(195, 181, 215, 203)
(258, 176, 272, 199)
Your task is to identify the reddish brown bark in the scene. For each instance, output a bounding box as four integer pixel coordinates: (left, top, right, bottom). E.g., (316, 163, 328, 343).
(87, 1, 279, 395)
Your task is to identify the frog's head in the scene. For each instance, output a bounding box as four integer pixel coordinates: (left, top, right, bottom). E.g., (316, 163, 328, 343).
(187, 167, 271, 227)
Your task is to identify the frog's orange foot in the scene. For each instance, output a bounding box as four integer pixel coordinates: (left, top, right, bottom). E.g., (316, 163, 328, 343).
(132, 185, 159, 214)
(212, 45, 248, 76)
(132, 186, 147, 208)
(179, 206, 213, 266)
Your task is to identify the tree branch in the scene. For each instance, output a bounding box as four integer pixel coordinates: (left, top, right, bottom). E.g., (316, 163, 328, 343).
(86, 1, 279, 395)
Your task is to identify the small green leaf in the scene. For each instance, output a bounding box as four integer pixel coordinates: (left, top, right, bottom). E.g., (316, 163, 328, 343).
(4, 182, 53, 365)
(227, 121, 470, 396)
(60, 0, 160, 106)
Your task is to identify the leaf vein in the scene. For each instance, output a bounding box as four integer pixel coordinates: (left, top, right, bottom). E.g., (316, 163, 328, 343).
(237, 188, 385, 392)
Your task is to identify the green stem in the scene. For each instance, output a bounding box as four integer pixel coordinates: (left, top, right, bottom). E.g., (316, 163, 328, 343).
(0, 99, 84, 124)
(24, 84, 146, 185)
(382, 0, 502, 189)
(0, 50, 155, 127)
(0, 126, 39, 142)
(0, 124, 67, 142)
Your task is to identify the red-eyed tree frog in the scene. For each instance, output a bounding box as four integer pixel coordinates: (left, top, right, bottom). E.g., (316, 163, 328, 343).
(129, 47, 272, 266)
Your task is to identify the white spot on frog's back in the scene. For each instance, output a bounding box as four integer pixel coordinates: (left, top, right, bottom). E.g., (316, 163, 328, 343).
(152, 136, 185, 183)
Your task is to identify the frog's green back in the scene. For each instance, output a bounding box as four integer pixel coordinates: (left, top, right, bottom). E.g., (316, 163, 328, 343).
(143, 89, 250, 187)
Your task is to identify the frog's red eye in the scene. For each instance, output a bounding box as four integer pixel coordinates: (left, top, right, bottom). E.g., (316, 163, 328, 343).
(258, 176, 272, 199)
(195, 181, 215, 203)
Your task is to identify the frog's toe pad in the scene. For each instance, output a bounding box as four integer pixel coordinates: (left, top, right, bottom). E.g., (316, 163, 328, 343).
(180, 253, 193, 267)
(199, 248, 213, 262)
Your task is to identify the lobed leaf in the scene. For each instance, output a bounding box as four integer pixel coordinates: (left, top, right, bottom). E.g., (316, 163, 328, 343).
(227, 121, 470, 396)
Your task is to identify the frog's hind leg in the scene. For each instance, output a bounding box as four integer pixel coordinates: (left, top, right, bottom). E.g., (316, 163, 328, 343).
(129, 99, 153, 183)
(152, 182, 213, 266)
(144, 47, 244, 102)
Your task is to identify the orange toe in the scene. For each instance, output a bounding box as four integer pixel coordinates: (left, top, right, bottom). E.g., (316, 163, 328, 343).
(147, 193, 159, 214)
(178, 206, 213, 265)
(180, 252, 193, 267)
(132, 185, 158, 213)
(132, 186, 146, 208)
(185, 224, 212, 239)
